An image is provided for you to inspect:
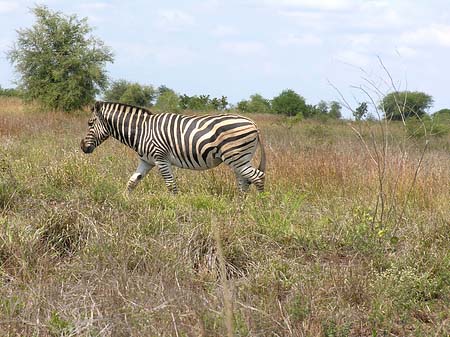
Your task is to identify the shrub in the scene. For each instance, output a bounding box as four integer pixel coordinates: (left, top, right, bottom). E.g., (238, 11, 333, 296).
(406, 115, 450, 138)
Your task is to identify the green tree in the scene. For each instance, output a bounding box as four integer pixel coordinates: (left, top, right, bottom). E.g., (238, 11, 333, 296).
(0, 86, 21, 97)
(246, 94, 271, 113)
(178, 94, 228, 111)
(7, 5, 113, 112)
(433, 108, 450, 130)
(316, 100, 329, 115)
(380, 91, 433, 121)
(219, 96, 229, 110)
(157, 85, 173, 97)
(179, 94, 190, 110)
(103, 79, 129, 102)
(237, 100, 249, 113)
(329, 101, 342, 119)
(271, 89, 306, 117)
(155, 89, 181, 113)
(103, 80, 156, 107)
(433, 108, 450, 117)
(353, 102, 368, 121)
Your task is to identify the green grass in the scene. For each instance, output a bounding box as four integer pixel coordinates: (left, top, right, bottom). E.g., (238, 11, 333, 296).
(0, 98, 449, 336)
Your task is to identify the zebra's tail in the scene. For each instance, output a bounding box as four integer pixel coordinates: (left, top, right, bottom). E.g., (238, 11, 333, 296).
(257, 130, 266, 173)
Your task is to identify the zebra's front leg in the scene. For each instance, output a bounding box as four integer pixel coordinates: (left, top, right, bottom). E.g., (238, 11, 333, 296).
(126, 158, 154, 194)
(155, 160, 178, 194)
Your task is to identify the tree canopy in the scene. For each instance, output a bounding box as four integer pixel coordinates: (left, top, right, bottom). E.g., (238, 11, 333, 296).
(380, 91, 433, 121)
(103, 80, 156, 107)
(271, 89, 307, 117)
(236, 94, 271, 113)
(7, 5, 113, 112)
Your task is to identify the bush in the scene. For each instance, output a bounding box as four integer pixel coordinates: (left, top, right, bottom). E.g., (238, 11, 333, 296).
(406, 115, 450, 138)
(272, 89, 307, 117)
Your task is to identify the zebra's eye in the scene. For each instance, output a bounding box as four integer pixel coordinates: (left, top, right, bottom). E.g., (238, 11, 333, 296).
(88, 118, 95, 127)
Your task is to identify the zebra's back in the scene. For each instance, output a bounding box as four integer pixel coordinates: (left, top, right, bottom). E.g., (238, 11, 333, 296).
(150, 113, 259, 170)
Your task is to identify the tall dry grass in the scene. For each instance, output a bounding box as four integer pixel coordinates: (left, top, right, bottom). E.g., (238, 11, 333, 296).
(0, 98, 449, 336)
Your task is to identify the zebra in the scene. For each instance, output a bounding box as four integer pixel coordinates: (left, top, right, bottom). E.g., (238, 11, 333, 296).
(80, 101, 266, 194)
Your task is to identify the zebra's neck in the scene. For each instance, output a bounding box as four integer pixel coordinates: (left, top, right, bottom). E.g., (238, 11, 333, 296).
(101, 102, 153, 153)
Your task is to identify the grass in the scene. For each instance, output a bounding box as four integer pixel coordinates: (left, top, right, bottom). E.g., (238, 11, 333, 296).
(0, 97, 449, 336)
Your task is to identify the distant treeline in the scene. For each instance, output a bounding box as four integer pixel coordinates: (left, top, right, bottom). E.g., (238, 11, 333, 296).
(0, 86, 22, 97)
(102, 79, 343, 120)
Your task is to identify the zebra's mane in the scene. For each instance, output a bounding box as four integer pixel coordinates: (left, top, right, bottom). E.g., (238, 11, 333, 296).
(98, 101, 153, 116)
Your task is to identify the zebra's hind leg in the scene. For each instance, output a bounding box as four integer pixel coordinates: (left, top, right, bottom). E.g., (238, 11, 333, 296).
(155, 159, 179, 194)
(125, 158, 154, 195)
(236, 175, 251, 193)
(234, 165, 265, 192)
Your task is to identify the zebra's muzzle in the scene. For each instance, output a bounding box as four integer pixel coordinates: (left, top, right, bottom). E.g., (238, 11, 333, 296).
(80, 139, 95, 154)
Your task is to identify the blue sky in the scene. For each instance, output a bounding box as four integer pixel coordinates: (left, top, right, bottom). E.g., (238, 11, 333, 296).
(1, 0, 450, 116)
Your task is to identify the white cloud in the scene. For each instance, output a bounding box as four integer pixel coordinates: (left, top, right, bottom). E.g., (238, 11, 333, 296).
(0, 1, 18, 13)
(401, 24, 450, 47)
(156, 9, 195, 32)
(220, 41, 265, 56)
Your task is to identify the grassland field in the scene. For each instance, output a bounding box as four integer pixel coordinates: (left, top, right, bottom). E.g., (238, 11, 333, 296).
(0, 97, 449, 336)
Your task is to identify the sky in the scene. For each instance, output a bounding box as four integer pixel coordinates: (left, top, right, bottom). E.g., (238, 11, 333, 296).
(1, 0, 450, 117)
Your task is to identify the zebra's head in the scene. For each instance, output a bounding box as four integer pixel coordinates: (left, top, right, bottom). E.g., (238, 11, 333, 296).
(80, 101, 110, 154)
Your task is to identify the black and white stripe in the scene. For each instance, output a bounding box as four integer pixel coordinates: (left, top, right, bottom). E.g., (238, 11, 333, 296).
(81, 101, 266, 193)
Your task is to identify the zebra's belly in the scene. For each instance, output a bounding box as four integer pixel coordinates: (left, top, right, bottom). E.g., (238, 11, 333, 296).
(169, 153, 223, 170)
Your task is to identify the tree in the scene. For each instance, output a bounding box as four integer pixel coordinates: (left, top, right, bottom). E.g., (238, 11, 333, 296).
(380, 91, 433, 121)
(219, 96, 229, 110)
(433, 108, 450, 128)
(179, 94, 190, 110)
(271, 89, 307, 117)
(315, 100, 329, 115)
(7, 5, 113, 112)
(155, 88, 181, 113)
(353, 102, 368, 121)
(328, 101, 342, 119)
(103, 80, 156, 107)
(433, 108, 450, 117)
(103, 79, 129, 102)
(248, 94, 272, 113)
(157, 85, 173, 97)
(0, 86, 21, 97)
(237, 100, 249, 113)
